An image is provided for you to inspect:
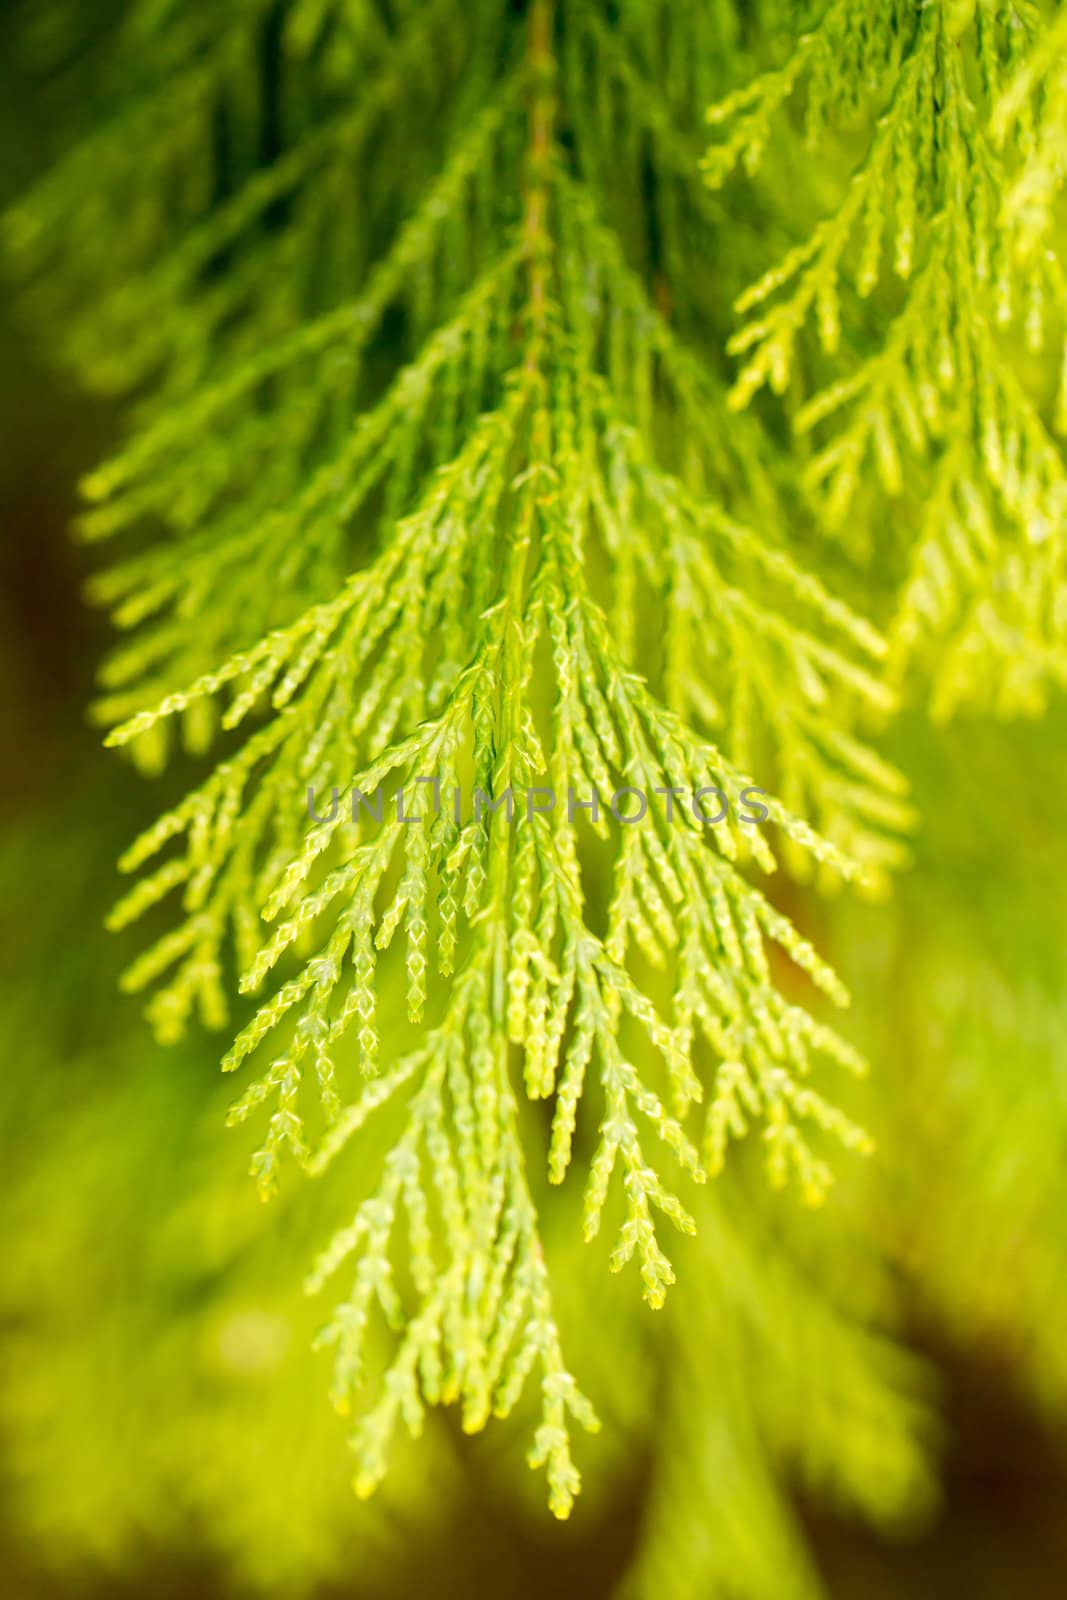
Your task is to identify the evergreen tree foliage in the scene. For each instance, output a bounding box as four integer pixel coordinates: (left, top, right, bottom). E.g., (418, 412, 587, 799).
(706, 0, 1067, 717)
(4, 0, 1067, 1584)
(0, 762, 937, 1598)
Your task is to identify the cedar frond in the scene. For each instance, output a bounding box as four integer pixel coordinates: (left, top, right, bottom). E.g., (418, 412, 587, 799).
(7, 0, 914, 1512)
(707, 0, 1067, 717)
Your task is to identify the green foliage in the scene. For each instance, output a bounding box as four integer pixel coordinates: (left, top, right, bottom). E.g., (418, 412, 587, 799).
(4, 0, 1067, 1579)
(5, 0, 914, 1518)
(706, 0, 1067, 716)
(0, 766, 935, 1598)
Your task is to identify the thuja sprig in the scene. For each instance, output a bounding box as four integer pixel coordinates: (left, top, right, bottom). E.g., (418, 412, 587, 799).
(9, 0, 916, 1512)
(706, 0, 1067, 719)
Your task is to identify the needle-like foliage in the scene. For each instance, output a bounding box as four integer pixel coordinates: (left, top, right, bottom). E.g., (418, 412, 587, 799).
(706, 0, 1067, 717)
(6, 0, 1064, 1528)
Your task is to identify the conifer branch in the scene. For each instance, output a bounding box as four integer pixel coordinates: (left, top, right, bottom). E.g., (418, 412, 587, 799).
(5, 0, 926, 1515)
(707, 0, 1067, 716)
